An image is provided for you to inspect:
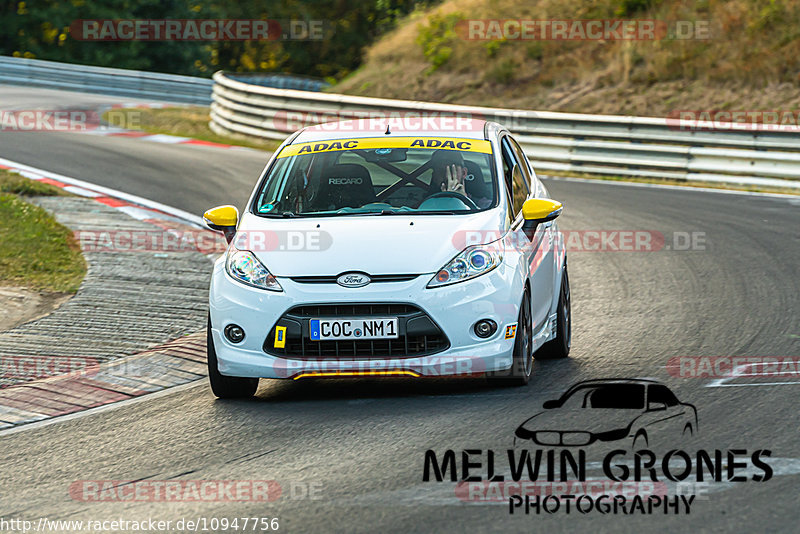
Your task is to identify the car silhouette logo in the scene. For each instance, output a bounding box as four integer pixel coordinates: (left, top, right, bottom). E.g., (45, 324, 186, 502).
(337, 272, 371, 288)
(514, 378, 697, 449)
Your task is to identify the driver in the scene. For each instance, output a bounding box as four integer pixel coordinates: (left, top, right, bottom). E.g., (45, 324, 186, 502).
(427, 150, 468, 197)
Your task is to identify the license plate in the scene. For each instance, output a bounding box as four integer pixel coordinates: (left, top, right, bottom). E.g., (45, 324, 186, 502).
(309, 318, 398, 340)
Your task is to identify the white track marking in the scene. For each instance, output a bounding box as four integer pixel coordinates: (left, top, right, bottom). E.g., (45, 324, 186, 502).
(62, 185, 102, 197)
(705, 361, 800, 388)
(0, 157, 205, 227)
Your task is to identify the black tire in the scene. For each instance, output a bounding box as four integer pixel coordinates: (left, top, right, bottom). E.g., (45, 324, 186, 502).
(535, 262, 571, 360)
(487, 289, 533, 387)
(207, 316, 259, 399)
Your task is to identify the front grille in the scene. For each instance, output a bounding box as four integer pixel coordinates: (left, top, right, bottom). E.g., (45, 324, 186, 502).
(289, 303, 418, 316)
(290, 274, 420, 284)
(263, 303, 449, 359)
(534, 431, 593, 446)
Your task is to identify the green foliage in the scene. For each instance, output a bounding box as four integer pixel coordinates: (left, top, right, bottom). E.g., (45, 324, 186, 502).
(488, 58, 517, 84)
(1, 0, 210, 76)
(0, 0, 422, 79)
(526, 41, 543, 61)
(614, 0, 660, 17)
(750, 0, 787, 32)
(484, 40, 500, 58)
(416, 12, 461, 73)
(0, 172, 66, 196)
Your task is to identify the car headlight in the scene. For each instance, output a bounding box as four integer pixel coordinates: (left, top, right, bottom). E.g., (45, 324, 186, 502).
(225, 247, 282, 291)
(428, 245, 502, 288)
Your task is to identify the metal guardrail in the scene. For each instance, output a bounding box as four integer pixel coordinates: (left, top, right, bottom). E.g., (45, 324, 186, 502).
(226, 73, 330, 92)
(0, 56, 214, 105)
(0, 57, 329, 105)
(211, 71, 800, 189)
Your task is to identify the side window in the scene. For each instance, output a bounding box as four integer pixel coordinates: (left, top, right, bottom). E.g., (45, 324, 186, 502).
(648, 385, 679, 407)
(500, 141, 514, 191)
(501, 137, 530, 216)
(508, 137, 532, 182)
(508, 136, 544, 197)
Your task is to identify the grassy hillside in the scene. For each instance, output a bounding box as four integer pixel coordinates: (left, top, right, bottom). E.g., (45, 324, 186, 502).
(333, 0, 800, 117)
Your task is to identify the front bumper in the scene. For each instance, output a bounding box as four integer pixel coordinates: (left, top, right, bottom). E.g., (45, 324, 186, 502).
(208, 258, 523, 379)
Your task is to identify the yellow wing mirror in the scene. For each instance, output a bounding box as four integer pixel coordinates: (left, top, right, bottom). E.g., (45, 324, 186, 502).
(521, 198, 563, 233)
(203, 205, 239, 243)
(522, 198, 562, 222)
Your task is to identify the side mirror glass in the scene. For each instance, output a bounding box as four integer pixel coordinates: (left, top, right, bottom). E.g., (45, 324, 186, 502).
(542, 399, 560, 409)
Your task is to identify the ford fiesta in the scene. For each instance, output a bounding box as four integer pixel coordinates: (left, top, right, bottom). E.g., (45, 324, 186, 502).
(203, 120, 570, 398)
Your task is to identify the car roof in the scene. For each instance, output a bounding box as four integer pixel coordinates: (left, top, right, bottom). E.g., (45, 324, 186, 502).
(290, 118, 492, 144)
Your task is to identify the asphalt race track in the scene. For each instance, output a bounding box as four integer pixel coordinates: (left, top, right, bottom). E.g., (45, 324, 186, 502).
(1, 87, 799, 533)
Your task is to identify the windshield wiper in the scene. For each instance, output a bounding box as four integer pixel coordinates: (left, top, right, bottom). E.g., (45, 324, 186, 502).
(376, 209, 461, 215)
(356, 210, 459, 216)
(260, 209, 461, 218)
(407, 210, 458, 215)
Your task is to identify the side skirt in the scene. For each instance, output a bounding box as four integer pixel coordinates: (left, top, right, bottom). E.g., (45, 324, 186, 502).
(532, 312, 558, 349)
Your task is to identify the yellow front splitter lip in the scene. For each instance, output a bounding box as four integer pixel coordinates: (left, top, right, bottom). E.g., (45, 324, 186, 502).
(292, 369, 421, 380)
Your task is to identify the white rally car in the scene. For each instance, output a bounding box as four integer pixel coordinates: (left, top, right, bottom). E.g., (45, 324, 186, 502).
(204, 120, 570, 398)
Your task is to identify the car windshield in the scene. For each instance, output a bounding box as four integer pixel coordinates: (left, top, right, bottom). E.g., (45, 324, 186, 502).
(252, 136, 497, 217)
(559, 384, 646, 409)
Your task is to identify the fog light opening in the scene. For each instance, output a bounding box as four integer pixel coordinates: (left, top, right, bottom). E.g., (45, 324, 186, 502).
(224, 324, 245, 343)
(474, 319, 498, 339)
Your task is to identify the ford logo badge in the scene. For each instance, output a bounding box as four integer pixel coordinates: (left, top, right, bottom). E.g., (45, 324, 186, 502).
(337, 272, 371, 288)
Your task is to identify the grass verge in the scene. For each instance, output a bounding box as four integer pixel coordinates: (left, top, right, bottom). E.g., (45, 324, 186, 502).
(103, 106, 280, 151)
(0, 170, 86, 293)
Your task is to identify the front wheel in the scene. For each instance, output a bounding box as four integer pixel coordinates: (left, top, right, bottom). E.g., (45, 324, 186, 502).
(536, 262, 571, 360)
(487, 289, 533, 387)
(207, 316, 259, 399)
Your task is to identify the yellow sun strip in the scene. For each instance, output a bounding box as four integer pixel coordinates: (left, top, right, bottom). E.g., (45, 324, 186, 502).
(292, 370, 422, 380)
(277, 137, 493, 158)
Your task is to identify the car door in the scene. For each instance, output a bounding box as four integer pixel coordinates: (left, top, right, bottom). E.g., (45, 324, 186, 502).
(500, 135, 554, 332)
(643, 384, 689, 443)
